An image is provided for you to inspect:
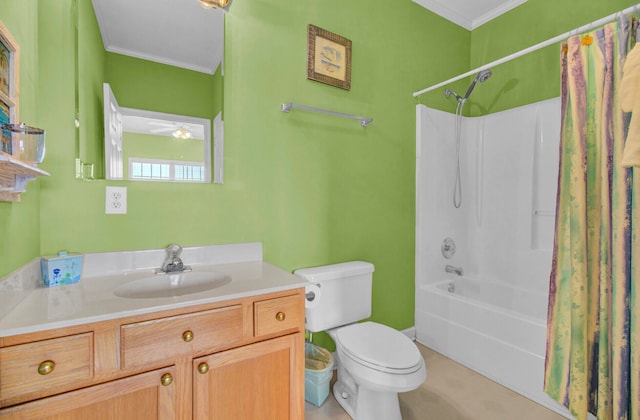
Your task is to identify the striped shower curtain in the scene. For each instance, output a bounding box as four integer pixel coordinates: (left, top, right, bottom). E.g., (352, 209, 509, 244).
(544, 16, 640, 420)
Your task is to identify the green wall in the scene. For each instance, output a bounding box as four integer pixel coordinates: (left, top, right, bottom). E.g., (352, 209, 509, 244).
(3, 0, 635, 338)
(36, 0, 88, 260)
(222, 0, 467, 333)
(77, 0, 105, 175)
(0, 0, 467, 336)
(0, 0, 41, 274)
(465, 0, 638, 115)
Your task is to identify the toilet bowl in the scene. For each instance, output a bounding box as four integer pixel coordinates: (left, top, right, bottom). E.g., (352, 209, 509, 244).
(294, 261, 427, 420)
(328, 322, 426, 420)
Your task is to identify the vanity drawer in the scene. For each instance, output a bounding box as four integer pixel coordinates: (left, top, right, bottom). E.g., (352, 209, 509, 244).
(254, 294, 304, 338)
(121, 305, 243, 368)
(0, 333, 93, 402)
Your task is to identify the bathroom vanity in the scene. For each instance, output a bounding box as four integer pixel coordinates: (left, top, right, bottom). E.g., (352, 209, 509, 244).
(0, 244, 306, 419)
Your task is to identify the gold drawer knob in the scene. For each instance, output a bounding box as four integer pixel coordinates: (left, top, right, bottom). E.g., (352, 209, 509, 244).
(182, 330, 194, 342)
(276, 312, 286, 322)
(197, 362, 210, 374)
(37, 360, 55, 376)
(161, 373, 173, 386)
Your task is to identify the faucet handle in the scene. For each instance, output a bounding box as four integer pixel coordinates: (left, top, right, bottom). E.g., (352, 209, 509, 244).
(441, 238, 456, 259)
(166, 243, 183, 257)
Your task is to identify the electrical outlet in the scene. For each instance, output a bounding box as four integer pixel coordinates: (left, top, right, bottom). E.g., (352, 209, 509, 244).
(106, 186, 127, 214)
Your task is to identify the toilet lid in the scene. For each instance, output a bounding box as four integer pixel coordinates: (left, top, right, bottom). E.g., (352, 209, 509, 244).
(334, 322, 423, 371)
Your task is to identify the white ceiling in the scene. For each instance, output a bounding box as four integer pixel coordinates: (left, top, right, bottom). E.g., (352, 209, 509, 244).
(91, 0, 525, 76)
(123, 115, 206, 140)
(92, 0, 224, 75)
(413, 0, 527, 30)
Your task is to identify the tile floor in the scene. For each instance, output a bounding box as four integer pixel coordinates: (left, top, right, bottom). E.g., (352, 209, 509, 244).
(305, 343, 567, 420)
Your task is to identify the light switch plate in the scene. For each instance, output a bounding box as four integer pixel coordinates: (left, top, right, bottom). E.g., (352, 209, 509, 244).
(106, 186, 127, 214)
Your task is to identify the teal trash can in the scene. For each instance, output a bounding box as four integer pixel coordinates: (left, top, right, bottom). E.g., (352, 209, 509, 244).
(304, 342, 334, 406)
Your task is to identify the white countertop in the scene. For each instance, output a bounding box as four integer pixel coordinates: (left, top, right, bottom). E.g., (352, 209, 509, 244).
(0, 249, 307, 338)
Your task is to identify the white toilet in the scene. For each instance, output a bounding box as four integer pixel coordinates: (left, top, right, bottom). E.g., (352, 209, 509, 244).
(294, 261, 426, 420)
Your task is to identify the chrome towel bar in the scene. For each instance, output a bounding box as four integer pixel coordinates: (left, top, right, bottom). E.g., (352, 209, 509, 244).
(281, 102, 373, 127)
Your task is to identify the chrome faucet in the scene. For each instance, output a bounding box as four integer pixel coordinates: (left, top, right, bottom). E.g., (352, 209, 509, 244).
(158, 244, 191, 274)
(445, 264, 463, 276)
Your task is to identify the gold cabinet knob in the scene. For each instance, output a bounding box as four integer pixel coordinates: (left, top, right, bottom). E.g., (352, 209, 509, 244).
(160, 373, 173, 386)
(197, 362, 209, 374)
(276, 312, 286, 321)
(37, 360, 55, 375)
(182, 330, 194, 342)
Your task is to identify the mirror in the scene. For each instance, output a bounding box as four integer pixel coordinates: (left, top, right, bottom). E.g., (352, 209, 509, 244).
(104, 83, 212, 183)
(75, 0, 224, 183)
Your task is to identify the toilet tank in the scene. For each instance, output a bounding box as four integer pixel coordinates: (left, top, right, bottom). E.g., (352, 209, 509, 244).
(294, 261, 374, 333)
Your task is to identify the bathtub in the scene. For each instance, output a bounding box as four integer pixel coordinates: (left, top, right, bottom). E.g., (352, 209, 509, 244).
(434, 278, 547, 320)
(415, 278, 570, 418)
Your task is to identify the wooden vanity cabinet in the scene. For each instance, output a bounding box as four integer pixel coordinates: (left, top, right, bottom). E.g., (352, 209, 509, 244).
(0, 288, 305, 419)
(0, 366, 178, 419)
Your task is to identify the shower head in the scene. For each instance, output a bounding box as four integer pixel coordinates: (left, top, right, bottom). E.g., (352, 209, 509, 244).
(463, 69, 492, 100)
(477, 69, 492, 82)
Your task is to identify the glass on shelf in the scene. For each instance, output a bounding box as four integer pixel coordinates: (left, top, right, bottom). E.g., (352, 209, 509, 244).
(1, 123, 46, 166)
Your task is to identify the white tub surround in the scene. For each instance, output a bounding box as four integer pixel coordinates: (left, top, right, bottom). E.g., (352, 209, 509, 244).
(0, 242, 307, 337)
(415, 99, 570, 418)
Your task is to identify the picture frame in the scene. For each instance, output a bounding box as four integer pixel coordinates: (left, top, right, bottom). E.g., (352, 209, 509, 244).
(0, 99, 11, 154)
(0, 19, 19, 156)
(307, 24, 352, 90)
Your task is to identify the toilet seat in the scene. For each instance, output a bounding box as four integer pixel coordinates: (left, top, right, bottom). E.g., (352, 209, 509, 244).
(333, 322, 423, 374)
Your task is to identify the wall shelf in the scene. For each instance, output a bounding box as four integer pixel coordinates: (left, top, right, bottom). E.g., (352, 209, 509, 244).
(0, 152, 50, 202)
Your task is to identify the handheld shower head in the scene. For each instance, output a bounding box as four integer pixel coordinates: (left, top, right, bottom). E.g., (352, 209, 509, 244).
(463, 69, 492, 100)
(477, 69, 492, 82)
(447, 68, 492, 209)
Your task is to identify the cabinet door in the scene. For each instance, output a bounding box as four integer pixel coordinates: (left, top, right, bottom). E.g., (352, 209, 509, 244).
(194, 333, 304, 420)
(0, 366, 177, 420)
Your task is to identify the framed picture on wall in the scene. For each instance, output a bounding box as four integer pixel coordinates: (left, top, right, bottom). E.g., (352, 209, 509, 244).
(0, 100, 10, 154)
(307, 24, 352, 90)
(0, 19, 19, 156)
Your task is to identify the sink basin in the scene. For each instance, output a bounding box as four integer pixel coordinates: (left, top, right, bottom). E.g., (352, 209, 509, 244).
(114, 271, 232, 299)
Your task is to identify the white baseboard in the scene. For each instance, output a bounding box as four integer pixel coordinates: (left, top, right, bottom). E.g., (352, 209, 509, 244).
(401, 326, 417, 340)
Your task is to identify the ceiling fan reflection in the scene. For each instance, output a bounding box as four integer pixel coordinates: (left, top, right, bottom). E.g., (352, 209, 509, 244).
(148, 122, 193, 139)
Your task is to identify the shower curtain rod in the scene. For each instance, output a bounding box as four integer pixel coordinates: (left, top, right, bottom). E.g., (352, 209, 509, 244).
(412, 3, 640, 98)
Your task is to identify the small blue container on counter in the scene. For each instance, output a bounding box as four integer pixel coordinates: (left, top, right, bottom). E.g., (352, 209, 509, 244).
(41, 251, 83, 287)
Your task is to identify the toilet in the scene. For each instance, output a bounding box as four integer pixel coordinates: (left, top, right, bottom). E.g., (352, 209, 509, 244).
(294, 261, 426, 420)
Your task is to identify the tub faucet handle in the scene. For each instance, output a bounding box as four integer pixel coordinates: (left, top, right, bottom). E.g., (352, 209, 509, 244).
(441, 238, 456, 259)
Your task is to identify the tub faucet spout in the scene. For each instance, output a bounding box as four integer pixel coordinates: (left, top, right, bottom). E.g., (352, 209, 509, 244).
(445, 265, 463, 276)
